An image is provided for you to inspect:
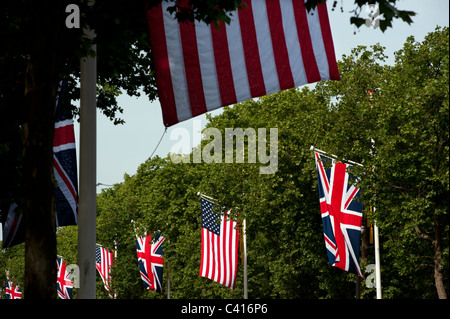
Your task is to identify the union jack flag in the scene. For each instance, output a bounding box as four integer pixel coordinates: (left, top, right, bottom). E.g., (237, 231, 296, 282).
(1, 200, 24, 248)
(53, 80, 78, 227)
(56, 256, 73, 299)
(135, 232, 165, 294)
(314, 151, 363, 276)
(5, 271, 22, 299)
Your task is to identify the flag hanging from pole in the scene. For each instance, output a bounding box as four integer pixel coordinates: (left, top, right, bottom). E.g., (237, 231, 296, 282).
(56, 256, 74, 299)
(96, 245, 114, 297)
(314, 151, 363, 276)
(199, 197, 240, 289)
(1, 200, 24, 248)
(146, 0, 340, 126)
(135, 232, 165, 294)
(5, 271, 22, 299)
(53, 80, 78, 227)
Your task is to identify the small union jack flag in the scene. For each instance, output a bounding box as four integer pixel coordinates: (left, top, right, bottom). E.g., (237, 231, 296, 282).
(53, 80, 78, 227)
(5, 271, 22, 299)
(314, 152, 363, 276)
(56, 256, 73, 299)
(135, 232, 165, 294)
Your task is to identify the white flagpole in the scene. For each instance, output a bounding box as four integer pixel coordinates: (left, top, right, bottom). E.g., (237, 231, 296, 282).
(243, 218, 248, 299)
(309, 145, 363, 167)
(197, 192, 217, 202)
(78, 0, 97, 299)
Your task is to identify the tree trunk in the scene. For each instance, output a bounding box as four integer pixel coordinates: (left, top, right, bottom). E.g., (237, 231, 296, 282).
(433, 214, 447, 299)
(22, 1, 61, 299)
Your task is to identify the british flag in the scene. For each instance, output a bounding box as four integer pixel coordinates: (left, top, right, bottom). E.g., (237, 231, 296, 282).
(56, 256, 73, 299)
(314, 152, 363, 276)
(135, 232, 165, 294)
(5, 271, 22, 299)
(53, 80, 78, 227)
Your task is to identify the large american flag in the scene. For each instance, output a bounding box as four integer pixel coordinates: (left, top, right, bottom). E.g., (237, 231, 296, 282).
(199, 198, 240, 289)
(146, 0, 340, 126)
(53, 80, 78, 227)
(135, 232, 165, 294)
(5, 271, 22, 299)
(96, 245, 114, 297)
(314, 152, 363, 276)
(56, 256, 73, 299)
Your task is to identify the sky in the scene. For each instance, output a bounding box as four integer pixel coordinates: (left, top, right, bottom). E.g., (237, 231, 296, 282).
(87, 0, 449, 194)
(1, 1, 449, 241)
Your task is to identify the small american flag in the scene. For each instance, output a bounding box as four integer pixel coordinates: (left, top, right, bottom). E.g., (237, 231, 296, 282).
(199, 198, 240, 289)
(96, 245, 114, 297)
(56, 256, 73, 299)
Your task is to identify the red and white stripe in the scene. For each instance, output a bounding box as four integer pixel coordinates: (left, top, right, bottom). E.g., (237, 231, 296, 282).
(96, 246, 114, 295)
(146, 0, 340, 126)
(199, 212, 239, 289)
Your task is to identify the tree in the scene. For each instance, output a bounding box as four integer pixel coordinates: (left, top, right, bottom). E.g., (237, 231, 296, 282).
(316, 27, 449, 298)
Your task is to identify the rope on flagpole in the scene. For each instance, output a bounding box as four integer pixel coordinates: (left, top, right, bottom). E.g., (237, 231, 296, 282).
(150, 126, 168, 158)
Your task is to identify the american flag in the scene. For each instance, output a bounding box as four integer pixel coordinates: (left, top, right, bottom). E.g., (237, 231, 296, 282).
(314, 152, 363, 276)
(96, 245, 114, 297)
(5, 271, 22, 299)
(53, 80, 78, 227)
(56, 256, 73, 299)
(135, 232, 165, 294)
(199, 198, 240, 289)
(146, 0, 340, 126)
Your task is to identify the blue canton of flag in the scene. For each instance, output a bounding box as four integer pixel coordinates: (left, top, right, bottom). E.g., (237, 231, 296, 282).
(135, 232, 165, 294)
(53, 80, 78, 226)
(314, 152, 363, 276)
(201, 198, 220, 235)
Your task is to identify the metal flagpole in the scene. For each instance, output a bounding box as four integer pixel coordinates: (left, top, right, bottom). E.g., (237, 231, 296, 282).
(243, 218, 248, 299)
(197, 192, 217, 202)
(78, 0, 97, 299)
(369, 137, 382, 300)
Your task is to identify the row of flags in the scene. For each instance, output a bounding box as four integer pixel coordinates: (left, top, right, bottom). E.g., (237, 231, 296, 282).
(2, 150, 364, 298)
(2, 0, 358, 298)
